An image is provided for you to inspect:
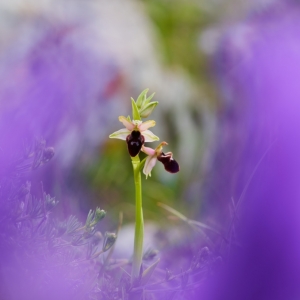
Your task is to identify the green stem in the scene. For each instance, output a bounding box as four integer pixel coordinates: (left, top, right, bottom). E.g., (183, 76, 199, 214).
(131, 155, 144, 283)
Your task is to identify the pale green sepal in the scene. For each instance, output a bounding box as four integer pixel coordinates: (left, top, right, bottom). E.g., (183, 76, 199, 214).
(131, 98, 141, 120)
(136, 88, 149, 109)
(139, 101, 158, 118)
(142, 92, 155, 107)
(142, 130, 159, 142)
(109, 128, 130, 140)
(127, 115, 131, 122)
(140, 259, 160, 285)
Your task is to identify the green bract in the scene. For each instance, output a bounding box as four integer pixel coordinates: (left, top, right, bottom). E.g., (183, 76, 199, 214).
(135, 88, 149, 109)
(142, 92, 155, 107)
(131, 98, 141, 120)
(131, 88, 158, 119)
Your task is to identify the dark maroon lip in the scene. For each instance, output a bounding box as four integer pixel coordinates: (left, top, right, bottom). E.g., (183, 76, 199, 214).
(126, 130, 145, 157)
(157, 152, 180, 173)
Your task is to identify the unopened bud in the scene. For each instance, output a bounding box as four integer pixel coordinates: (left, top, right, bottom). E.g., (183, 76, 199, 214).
(139, 101, 158, 118)
(94, 208, 106, 223)
(143, 248, 159, 261)
(102, 232, 117, 252)
(42, 147, 55, 163)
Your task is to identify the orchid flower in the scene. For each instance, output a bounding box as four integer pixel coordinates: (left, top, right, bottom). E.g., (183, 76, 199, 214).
(109, 116, 159, 157)
(108, 90, 179, 283)
(142, 142, 180, 178)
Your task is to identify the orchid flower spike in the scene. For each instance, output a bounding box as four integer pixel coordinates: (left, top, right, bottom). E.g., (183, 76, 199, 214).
(109, 116, 159, 157)
(142, 142, 180, 178)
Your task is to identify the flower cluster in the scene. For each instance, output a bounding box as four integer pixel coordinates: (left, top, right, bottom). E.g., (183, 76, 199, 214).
(109, 89, 179, 177)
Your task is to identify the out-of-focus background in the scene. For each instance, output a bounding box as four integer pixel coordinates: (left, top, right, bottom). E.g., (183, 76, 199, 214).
(5, 1, 300, 299)
(0, 0, 285, 261)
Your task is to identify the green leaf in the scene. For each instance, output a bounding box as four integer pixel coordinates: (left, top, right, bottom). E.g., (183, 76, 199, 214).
(140, 259, 160, 285)
(136, 88, 149, 109)
(136, 157, 147, 173)
(139, 101, 158, 118)
(131, 98, 141, 120)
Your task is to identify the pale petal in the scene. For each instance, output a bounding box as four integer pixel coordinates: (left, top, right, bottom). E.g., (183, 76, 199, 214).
(139, 120, 156, 131)
(141, 146, 156, 156)
(119, 116, 135, 131)
(143, 155, 157, 178)
(142, 130, 159, 142)
(109, 128, 130, 140)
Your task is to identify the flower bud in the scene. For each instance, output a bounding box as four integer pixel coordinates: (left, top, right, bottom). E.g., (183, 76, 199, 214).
(42, 147, 55, 163)
(102, 232, 117, 252)
(94, 208, 106, 223)
(143, 248, 159, 261)
(139, 101, 158, 118)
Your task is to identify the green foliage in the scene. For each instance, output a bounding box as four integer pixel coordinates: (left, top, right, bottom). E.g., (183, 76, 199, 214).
(142, 0, 211, 78)
(84, 143, 182, 223)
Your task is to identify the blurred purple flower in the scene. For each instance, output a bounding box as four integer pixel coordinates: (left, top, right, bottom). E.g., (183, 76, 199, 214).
(0, 19, 120, 170)
(201, 3, 300, 300)
(0, 14, 124, 300)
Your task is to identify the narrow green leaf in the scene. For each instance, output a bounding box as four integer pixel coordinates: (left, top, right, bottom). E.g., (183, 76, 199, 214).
(139, 101, 158, 118)
(136, 88, 149, 109)
(136, 157, 147, 174)
(140, 259, 160, 285)
(131, 98, 141, 120)
(157, 202, 188, 221)
(157, 202, 226, 242)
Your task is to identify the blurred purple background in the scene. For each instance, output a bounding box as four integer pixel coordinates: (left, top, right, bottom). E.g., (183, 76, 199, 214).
(198, 1, 300, 299)
(1, 0, 300, 299)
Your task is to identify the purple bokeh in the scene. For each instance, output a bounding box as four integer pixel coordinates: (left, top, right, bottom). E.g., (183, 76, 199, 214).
(0, 19, 123, 169)
(3, 1, 300, 299)
(0, 15, 123, 300)
(200, 3, 300, 300)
